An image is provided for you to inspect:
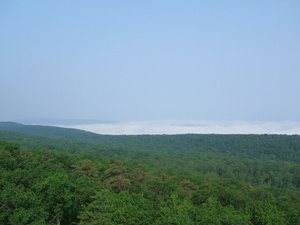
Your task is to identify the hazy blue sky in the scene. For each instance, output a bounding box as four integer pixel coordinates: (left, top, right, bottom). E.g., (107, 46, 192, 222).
(1, 0, 300, 123)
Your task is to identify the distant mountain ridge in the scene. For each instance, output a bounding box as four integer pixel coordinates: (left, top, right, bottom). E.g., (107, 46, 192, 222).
(0, 121, 300, 163)
(0, 121, 103, 141)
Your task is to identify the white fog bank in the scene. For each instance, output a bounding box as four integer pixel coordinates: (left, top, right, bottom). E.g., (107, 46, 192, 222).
(62, 120, 300, 135)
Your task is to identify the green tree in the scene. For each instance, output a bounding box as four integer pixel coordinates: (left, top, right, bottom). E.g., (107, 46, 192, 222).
(192, 197, 250, 225)
(0, 182, 47, 225)
(34, 173, 75, 225)
(157, 192, 194, 225)
(246, 200, 286, 225)
(105, 160, 130, 193)
(78, 190, 154, 225)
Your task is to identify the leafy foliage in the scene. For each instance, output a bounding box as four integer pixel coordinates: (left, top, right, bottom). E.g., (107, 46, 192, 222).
(0, 122, 300, 224)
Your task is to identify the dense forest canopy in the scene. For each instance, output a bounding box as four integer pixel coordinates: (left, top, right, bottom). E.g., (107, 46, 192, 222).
(1, 122, 300, 162)
(0, 122, 300, 224)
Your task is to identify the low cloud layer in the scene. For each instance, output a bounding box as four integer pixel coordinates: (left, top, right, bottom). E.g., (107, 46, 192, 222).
(63, 120, 300, 135)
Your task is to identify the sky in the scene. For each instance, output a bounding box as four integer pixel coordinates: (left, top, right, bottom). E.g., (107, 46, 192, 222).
(1, 1, 300, 134)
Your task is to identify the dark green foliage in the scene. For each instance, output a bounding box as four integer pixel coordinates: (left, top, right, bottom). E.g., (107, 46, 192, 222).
(1, 122, 300, 162)
(78, 190, 154, 225)
(1, 123, 300, 224)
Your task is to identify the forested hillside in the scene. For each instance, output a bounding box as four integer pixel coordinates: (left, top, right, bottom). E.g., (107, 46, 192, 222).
(1, 122, 300, 162)
(0, 122, 300, 224)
